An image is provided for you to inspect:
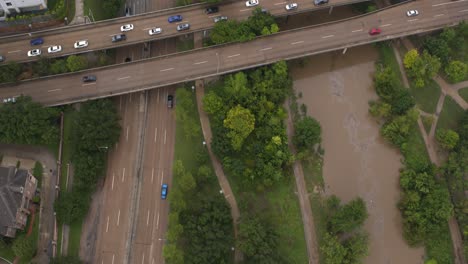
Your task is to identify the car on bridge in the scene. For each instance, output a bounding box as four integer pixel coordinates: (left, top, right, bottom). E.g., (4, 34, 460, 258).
(314, 0, 328, 5)
(82, 75, 97, 83)
(246, 0, 259, 7)
(0, 55, 4, 63)
(369, 28, 381, 35)
(167, 95, 174, 108)
(30, 37, 43, 46)
(214, 16, 228, 23)
(148, 27, 162, 35)
(406, 10, 419, 17)
(112, 34, 127, 42)
(285, 3, 298, 11)
(177, 23, 190, 31)
(161, 184, 168, 199)
(27, 49, 41, 57)
(47, 45, 62, 53)
(205, 6, 219, 14)
(120, 24, 134, 32)
(74, 40, 88, 49)
(168, 15, 183, 23)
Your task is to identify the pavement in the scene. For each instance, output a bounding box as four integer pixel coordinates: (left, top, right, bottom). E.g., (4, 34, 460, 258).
(70, 0, 86, 25)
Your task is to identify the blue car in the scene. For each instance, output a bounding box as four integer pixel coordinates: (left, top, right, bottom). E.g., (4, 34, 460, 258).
(161, 184, 168, 199)
(168, 15, 182, 23)
(30, 37, 44, 46)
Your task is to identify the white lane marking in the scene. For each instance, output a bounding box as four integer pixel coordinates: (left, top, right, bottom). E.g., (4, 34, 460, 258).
(156, 213, 160, 229)
(290, 41, 304, 45)
(352, 29, 363, 32)
(407, 18, 418, 22)
(151, 168, 154, 183)
(459, 9, 468, 13)
(142, 27, 153, 31)
(106, 216, 109, 232)
(274, 1, 286, 5)
(194, 61, 208, 65)
(160, 67, 174, 72)
(126, 126, 129, 141)
(240, 9, 250, 12)
(112, 254, 115, 264)
(176, 21, 189, 24)
(381, 24, 392, 27)
(7, 50, 21, 53)
(164, 129, 167, 145)
(154, 127, 158, 143)
(260, 47, 272, 51)
(432, 0, 465, 7)
(142, 253, 145, 264)
(147, 210, 150, 226)
(117, 210, 120, 226)
(208, 14, 219, 18)
(48, 88, 62, 92)
(122, 168, 126, 183)
(82, 83, 96, 87)
(227, 53, 240, 58)
(117, 76, 131, 80)
(322, 35, 334, 39)
(434, 14, 445, 17)
(161, 171, 164, 185)
(111, 173, 115, 190)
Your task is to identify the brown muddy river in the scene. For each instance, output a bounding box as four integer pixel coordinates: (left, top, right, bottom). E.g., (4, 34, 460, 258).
(291, 45, 424, 264)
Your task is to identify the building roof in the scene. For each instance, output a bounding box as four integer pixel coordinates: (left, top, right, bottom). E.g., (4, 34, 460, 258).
(0, 166, 28, 236)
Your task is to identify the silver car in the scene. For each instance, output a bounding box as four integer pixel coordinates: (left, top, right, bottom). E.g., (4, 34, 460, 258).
(176, 23, 190, 31)
(214, 16, 228, 23)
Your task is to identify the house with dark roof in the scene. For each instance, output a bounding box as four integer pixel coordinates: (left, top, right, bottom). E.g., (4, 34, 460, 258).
(0, 166, 37, 238)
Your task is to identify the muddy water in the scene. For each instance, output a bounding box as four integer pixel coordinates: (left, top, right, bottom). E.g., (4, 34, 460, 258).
(291, 46, 424, 264)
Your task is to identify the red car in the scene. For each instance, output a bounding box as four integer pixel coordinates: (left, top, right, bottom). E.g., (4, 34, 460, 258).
(369, 28, 382, 35)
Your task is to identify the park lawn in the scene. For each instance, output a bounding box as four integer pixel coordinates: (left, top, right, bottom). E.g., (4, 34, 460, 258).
(437, 96, 465, 131)
(421, 115, 434, 135)
(67, 220, 83, 257)
(176, 36, 195, 52)
(410, 79, 441, 114)
(83, 0, 107, 21)
(403, 123, 431, 168)
(0, 245, 15, 262)
(458, 87, 468, 102)
(377, 43, 403, 86)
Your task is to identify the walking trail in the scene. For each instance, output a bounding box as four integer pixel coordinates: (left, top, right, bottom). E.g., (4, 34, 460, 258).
(193, 32, 243, 263)
(70, 0, 85, 25)
(395, 38, 467, 264)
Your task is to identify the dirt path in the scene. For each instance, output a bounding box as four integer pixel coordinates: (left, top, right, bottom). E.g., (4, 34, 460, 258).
(284, 99, 320, 264)
(453, 80, 468, 90)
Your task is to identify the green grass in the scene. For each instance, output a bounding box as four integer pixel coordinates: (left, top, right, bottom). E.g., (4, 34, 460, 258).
(67, 220, 83, 257)
(437, 96, 465, 131)
(410, 79, 441, 114)
(426, 222, 454, 264)
(83, 0, 108, 21)
(458, 87, 468, 102)
(421, 115, 434, 135)
(176, 37, 194, 52)
(377, 43, 403, 86)
(0, 241, 15, 262)
(403, 123, 431, 169)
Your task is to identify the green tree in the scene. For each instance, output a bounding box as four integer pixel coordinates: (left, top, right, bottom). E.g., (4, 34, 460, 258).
(66, 55, 88, 72)
(163, 244, 184, 264)
(330, 198, 368, 234)
(50, 59, 69, 75)
(390, 88, 415, 115)
(179, 172, 196, 192)
(33, 57, 51, 77)
(343, 233, 369, 264)
(202, 91, 224, 115)
(423, 37, 451, 65)
(381, 109, 418, 147)
(224, 105, 255, 150)
(54, 190, 90, 224)
(293, 116, 321, 151)
(0, 62, 22, 83)
(436, 129, 459, 150)
(404, 50, 441, 88)
(12, 235, 35, 260)
(445, 60, 468, 83)
(404, 49, 419, 70)
(369, 100, 392, 119)
(374, 66, 399, 101)
(32, 161, 43, 184)
(321, 232, 347, 264)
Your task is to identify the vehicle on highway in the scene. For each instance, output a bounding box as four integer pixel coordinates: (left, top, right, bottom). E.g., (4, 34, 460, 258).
(82, 75, 97, 83)
(161, 184, 168, 199)
(125, 7, 132, 17)
(314, 0, 328, 5)
(176, 23, 190, 31)
(120, 24, 134, 32)
(27, 49, 41, 57)
(406, 10, 419, 17)
(285, 3, 298, 10)
(47, 45, 62, 53)
(168, 15, 183, 23)
(3, 97, 16, 103)
(112, 34, 127, 42)
(214, 16, 228, 23)
(369, 28, 382, 35)
(245, 0, 259, 7)
(148, 27, 162, 35)
(74, 40, 88, 49)
(0, 55, 4, 63)
(167, 95, 174, 108)
(30, 37, 44, 46)
(205, 6, 219, 14)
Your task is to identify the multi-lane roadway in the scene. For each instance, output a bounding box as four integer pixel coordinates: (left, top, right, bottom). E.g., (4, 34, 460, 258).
(1, 0, 466, 106)
(0, 0, 369, 62)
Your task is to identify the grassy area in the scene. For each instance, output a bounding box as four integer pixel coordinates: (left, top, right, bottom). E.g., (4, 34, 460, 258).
(426, 222, 455, 264)
(410, 79, 441, 114)
(437, 96, 465, 131)
(403, 123, 431, 168)
(377, 43, 404, 86)
(176, 36, 195, 52)
(67, 220, 83, 257)
(83, 0, 108, 21)
(458, 87, 468, 102)
(421, 115, 434, 135)
(0, 241, 15, 262)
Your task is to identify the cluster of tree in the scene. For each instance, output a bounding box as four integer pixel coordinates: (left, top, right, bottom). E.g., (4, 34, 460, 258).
(403, 49, 441, 88)
(32, 54, 110, 77)
(0, 96, 60, 145)
(55, 99, 121, 224)
(203, 61, 292, 189)
(0, 62, 22, 83)
(441, 111, 468, 258)
(320, 196, 369, 264)
(164, 87, 233, 263)
(208, 8, 279, 45)
(422, 22, 468, 83)
(293, 116, 321, 153)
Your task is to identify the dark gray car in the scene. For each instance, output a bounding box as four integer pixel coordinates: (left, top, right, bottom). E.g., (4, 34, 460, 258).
(112, 34, 127, 42)
(314, 0, 328, 5)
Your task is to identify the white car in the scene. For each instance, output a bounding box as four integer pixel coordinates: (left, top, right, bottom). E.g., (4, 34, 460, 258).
(47, 45, 62, 53)
(74, 40, 88, 49)
(245, 0, 258, 7)
(406, 10, 419, 17)
(148, 27, 162, 35)
(285, 3, 298, 10)
(27, 49, 41, 57)
(120, 24, 134, 32)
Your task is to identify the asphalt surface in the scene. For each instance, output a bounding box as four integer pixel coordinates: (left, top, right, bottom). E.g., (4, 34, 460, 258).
(1, 0, 466, 106)
(0, 0, 368, 63)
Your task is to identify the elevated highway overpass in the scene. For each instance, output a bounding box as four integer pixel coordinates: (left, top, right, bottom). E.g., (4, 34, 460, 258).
(0, 0, 370, 63)
(0, 0, 467, 106)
